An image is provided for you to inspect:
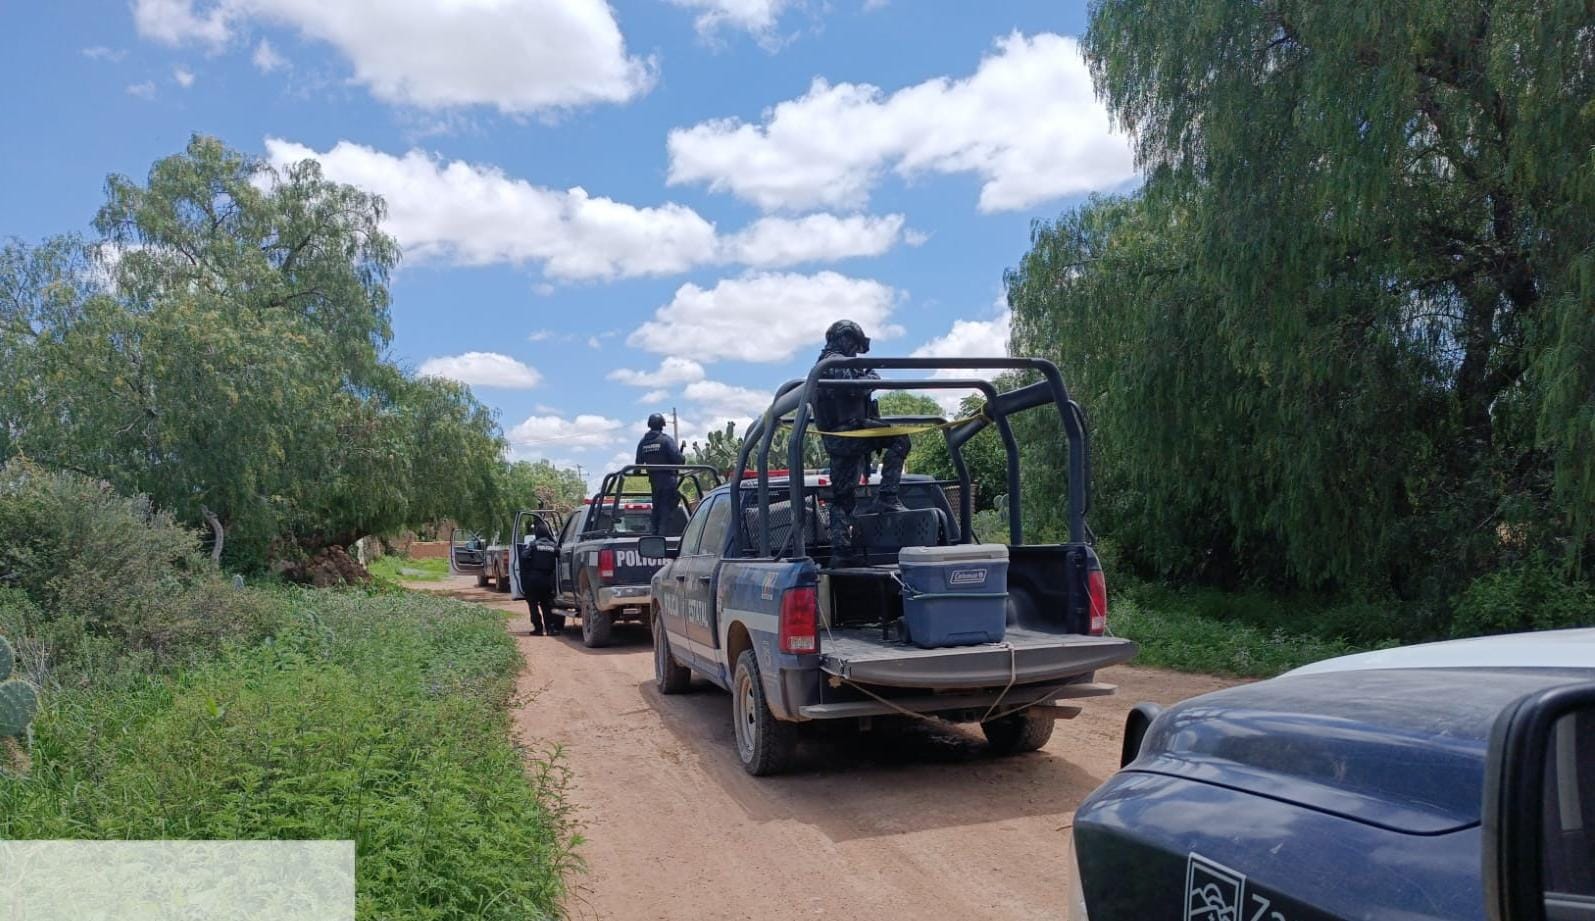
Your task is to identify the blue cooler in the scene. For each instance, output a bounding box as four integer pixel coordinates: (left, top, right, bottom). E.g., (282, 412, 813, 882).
(897, 544, 1009, 648)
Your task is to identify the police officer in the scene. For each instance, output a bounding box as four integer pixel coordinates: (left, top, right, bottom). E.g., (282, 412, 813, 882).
(636, 413, 685, 535)
(519, 516, 562, 635)
(812, 320, 909, 566)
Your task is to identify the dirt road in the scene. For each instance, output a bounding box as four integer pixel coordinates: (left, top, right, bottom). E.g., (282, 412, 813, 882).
(419, 576, 1240, 921)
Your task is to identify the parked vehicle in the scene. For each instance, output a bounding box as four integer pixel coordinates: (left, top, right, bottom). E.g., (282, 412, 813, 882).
(468, 511, 563, 593)
(1070, 630, 1595, 921)
(554, 465, 721, 648)
(643, 357, 1137, 775)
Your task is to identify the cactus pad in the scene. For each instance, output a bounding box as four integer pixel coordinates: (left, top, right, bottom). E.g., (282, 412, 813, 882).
(0, 635, 37, 738)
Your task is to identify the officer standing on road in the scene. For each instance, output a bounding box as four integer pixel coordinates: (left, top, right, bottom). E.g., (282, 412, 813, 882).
(520, 517, 562, 636)
(812, 320, 910, 567)
(636, 413, 685, 535)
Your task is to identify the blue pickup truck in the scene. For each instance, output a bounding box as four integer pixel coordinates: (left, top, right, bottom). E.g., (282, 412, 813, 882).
(1070, 630, 1595, 921)
(641, 357, 1139, 775)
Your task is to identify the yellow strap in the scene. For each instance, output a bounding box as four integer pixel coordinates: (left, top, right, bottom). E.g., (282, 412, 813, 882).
(813, 412, 985, 439)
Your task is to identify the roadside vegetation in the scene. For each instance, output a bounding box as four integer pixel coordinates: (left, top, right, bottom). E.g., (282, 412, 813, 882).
(369, 554, 453, 583)
(0, 464, 576, 919)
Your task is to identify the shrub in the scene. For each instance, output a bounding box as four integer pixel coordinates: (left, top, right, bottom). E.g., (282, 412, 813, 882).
(1451, 558, 1595, 637)
(0, 461, 281, 675)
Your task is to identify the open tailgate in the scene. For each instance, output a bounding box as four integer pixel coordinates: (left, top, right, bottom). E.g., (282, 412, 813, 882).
(819, 628, 1137, 689)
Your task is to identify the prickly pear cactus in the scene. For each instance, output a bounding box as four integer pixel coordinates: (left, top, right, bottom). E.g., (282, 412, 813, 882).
(0, 634, 38, 739)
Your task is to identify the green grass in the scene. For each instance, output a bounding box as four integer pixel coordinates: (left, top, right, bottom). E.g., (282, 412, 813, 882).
(368, 554, 453, 582)
(0, 587, 577, 920)
(1109, 580, 1402, 678)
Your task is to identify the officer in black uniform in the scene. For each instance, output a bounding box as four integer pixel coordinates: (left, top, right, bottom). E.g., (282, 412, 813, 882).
(636, 413, 685, 535)
(520, 516, 562, 635)
(812, 320, 910, 566)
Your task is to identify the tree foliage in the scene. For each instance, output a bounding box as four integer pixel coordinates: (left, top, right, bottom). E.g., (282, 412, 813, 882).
(1008, 0, 1595, 609)
(1, 136, 506, 568)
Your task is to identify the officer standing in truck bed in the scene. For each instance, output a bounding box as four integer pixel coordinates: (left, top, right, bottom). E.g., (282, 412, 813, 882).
(636, 413, 685, 535)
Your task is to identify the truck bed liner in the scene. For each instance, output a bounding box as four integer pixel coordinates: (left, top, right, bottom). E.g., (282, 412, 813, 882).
(819, 627, 1137, 689)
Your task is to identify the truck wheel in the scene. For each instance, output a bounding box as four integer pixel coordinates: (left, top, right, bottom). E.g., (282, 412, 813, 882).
(981, 709, 1055, 755)
(653, 612, 691, 694)
(732, 650, 799, 776)
(475, 572, 488, 588)
(579, 584, 613, 648)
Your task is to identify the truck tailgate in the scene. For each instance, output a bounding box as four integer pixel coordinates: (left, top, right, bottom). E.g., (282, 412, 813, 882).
(819, 628, 1137, 689)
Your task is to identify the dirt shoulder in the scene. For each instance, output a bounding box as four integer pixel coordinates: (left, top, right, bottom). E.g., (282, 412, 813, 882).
(417, 576, 1241, 921)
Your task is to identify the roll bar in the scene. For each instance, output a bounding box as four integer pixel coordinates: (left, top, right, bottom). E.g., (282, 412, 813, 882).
(589, 464, 722, 538)
(730, 357, 1090, 559)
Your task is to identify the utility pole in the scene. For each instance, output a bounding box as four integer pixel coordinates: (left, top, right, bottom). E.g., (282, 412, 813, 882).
(671, 407, 679, 441)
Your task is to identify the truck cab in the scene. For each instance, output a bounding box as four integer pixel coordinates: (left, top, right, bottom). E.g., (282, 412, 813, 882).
(645, 356, 1139, 775)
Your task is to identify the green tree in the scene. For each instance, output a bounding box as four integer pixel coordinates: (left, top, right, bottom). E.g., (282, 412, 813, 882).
(1006, 0, 1595, 602)
(1, 136, 506, 568)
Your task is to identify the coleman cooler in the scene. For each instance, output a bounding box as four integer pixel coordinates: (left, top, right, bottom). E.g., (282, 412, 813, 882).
(897, 544, 1009, 648)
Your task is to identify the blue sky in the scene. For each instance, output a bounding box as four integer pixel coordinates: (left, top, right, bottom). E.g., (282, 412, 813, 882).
(2, 0, 1136, 488)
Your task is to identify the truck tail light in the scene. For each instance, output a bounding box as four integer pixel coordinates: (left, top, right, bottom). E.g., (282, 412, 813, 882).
(1088, 569, 1108, 636)
(598, 549, 616, 583)
(779, 586, 818, 654)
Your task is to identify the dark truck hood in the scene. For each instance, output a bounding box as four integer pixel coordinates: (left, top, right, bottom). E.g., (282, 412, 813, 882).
(1128, 668, 1592, 834)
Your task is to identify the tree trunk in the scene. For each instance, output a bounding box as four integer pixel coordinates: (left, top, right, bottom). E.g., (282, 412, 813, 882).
(201, 505, 225, 564)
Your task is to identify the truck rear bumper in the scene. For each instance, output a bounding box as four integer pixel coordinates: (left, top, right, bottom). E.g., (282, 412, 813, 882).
(797, 681, 1115, 720)
(818, 629, 1137, 690)
(596, 584, 651, 611)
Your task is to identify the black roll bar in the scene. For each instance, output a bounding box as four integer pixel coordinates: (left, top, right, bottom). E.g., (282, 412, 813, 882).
(589, 464, 722, 537)
(780, 357, 1087, 559)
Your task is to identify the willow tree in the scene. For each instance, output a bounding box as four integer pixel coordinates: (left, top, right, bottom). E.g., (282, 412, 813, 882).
(1010, 0, 1594, 598)
(1, 136, 504, 567)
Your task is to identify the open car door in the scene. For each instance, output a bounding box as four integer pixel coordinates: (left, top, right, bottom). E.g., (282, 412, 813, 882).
(509, 509, 564, 601)
(448, 527, 487, 584)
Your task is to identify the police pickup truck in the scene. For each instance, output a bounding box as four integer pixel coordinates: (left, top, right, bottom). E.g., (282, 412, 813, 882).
(550, 465, 720, 648)
(1071, 630, 1595, 921)
(642, 357, 1138, 775)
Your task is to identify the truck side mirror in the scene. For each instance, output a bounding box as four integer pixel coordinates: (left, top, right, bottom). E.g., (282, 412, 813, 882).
(637, 536, 674, 560)
(1483, 682, 1595, 921)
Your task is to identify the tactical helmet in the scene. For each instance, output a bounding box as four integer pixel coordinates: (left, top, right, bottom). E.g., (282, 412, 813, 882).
(824, 319, 871, 354)
(647, 413, 667, 431)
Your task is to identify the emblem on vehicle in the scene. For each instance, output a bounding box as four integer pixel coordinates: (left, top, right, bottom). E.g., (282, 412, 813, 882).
(1186, 853, 1245, 921)
(949, 568, 988, 586)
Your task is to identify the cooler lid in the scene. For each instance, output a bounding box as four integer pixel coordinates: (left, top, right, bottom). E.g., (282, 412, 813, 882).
(897, 544, 1009, 564)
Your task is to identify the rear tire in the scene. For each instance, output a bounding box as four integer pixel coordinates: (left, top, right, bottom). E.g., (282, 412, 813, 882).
(653, 611, 691, 694)
(579, 582, 613, 648)
(475, 572, 488, 587)
(731, 650, 799, 776)
(981, 709, 1055, 755)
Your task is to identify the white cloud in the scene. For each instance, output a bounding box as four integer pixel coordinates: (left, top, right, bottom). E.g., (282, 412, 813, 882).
(264, 139, 909, 280)
(684, 379, 772, 419)
(265, 139, 717, 281)
(607, 356, 707, 388)
(507, 413, 626, 451)
(82, 46, 127, 62)
(629, 271, 902, 363)
(722, 213, 905, 268)
(909, 296, 1013, 412)
(587, 336, 603, 349)
(132, 0, 653, 113)
(669, 0, 789, 40)
(639, 389, 671, 405)
(667, 32, 1137, 213)
(418, 351, 542, 389)
(252, 38, 286, 72)
(527, 329, 555, 342)
(126, 81, 158, 99)
(173, 67, 196, 87)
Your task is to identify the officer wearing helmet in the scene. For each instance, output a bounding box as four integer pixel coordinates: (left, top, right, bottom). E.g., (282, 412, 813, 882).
(812, 319, 910, 566)
(636, 413, 686, 535)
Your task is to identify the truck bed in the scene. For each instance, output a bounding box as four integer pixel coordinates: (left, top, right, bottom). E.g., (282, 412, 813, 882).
(818, 626, 1137, 690)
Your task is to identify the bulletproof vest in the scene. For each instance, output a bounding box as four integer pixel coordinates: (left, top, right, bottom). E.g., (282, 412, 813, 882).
(524, 538, 557, 573)
(637, 430, 680, 483)
(812, 350, 874, 432)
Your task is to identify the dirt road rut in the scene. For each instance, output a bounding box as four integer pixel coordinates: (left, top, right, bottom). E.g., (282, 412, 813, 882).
(421, 576, 1239, 921)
